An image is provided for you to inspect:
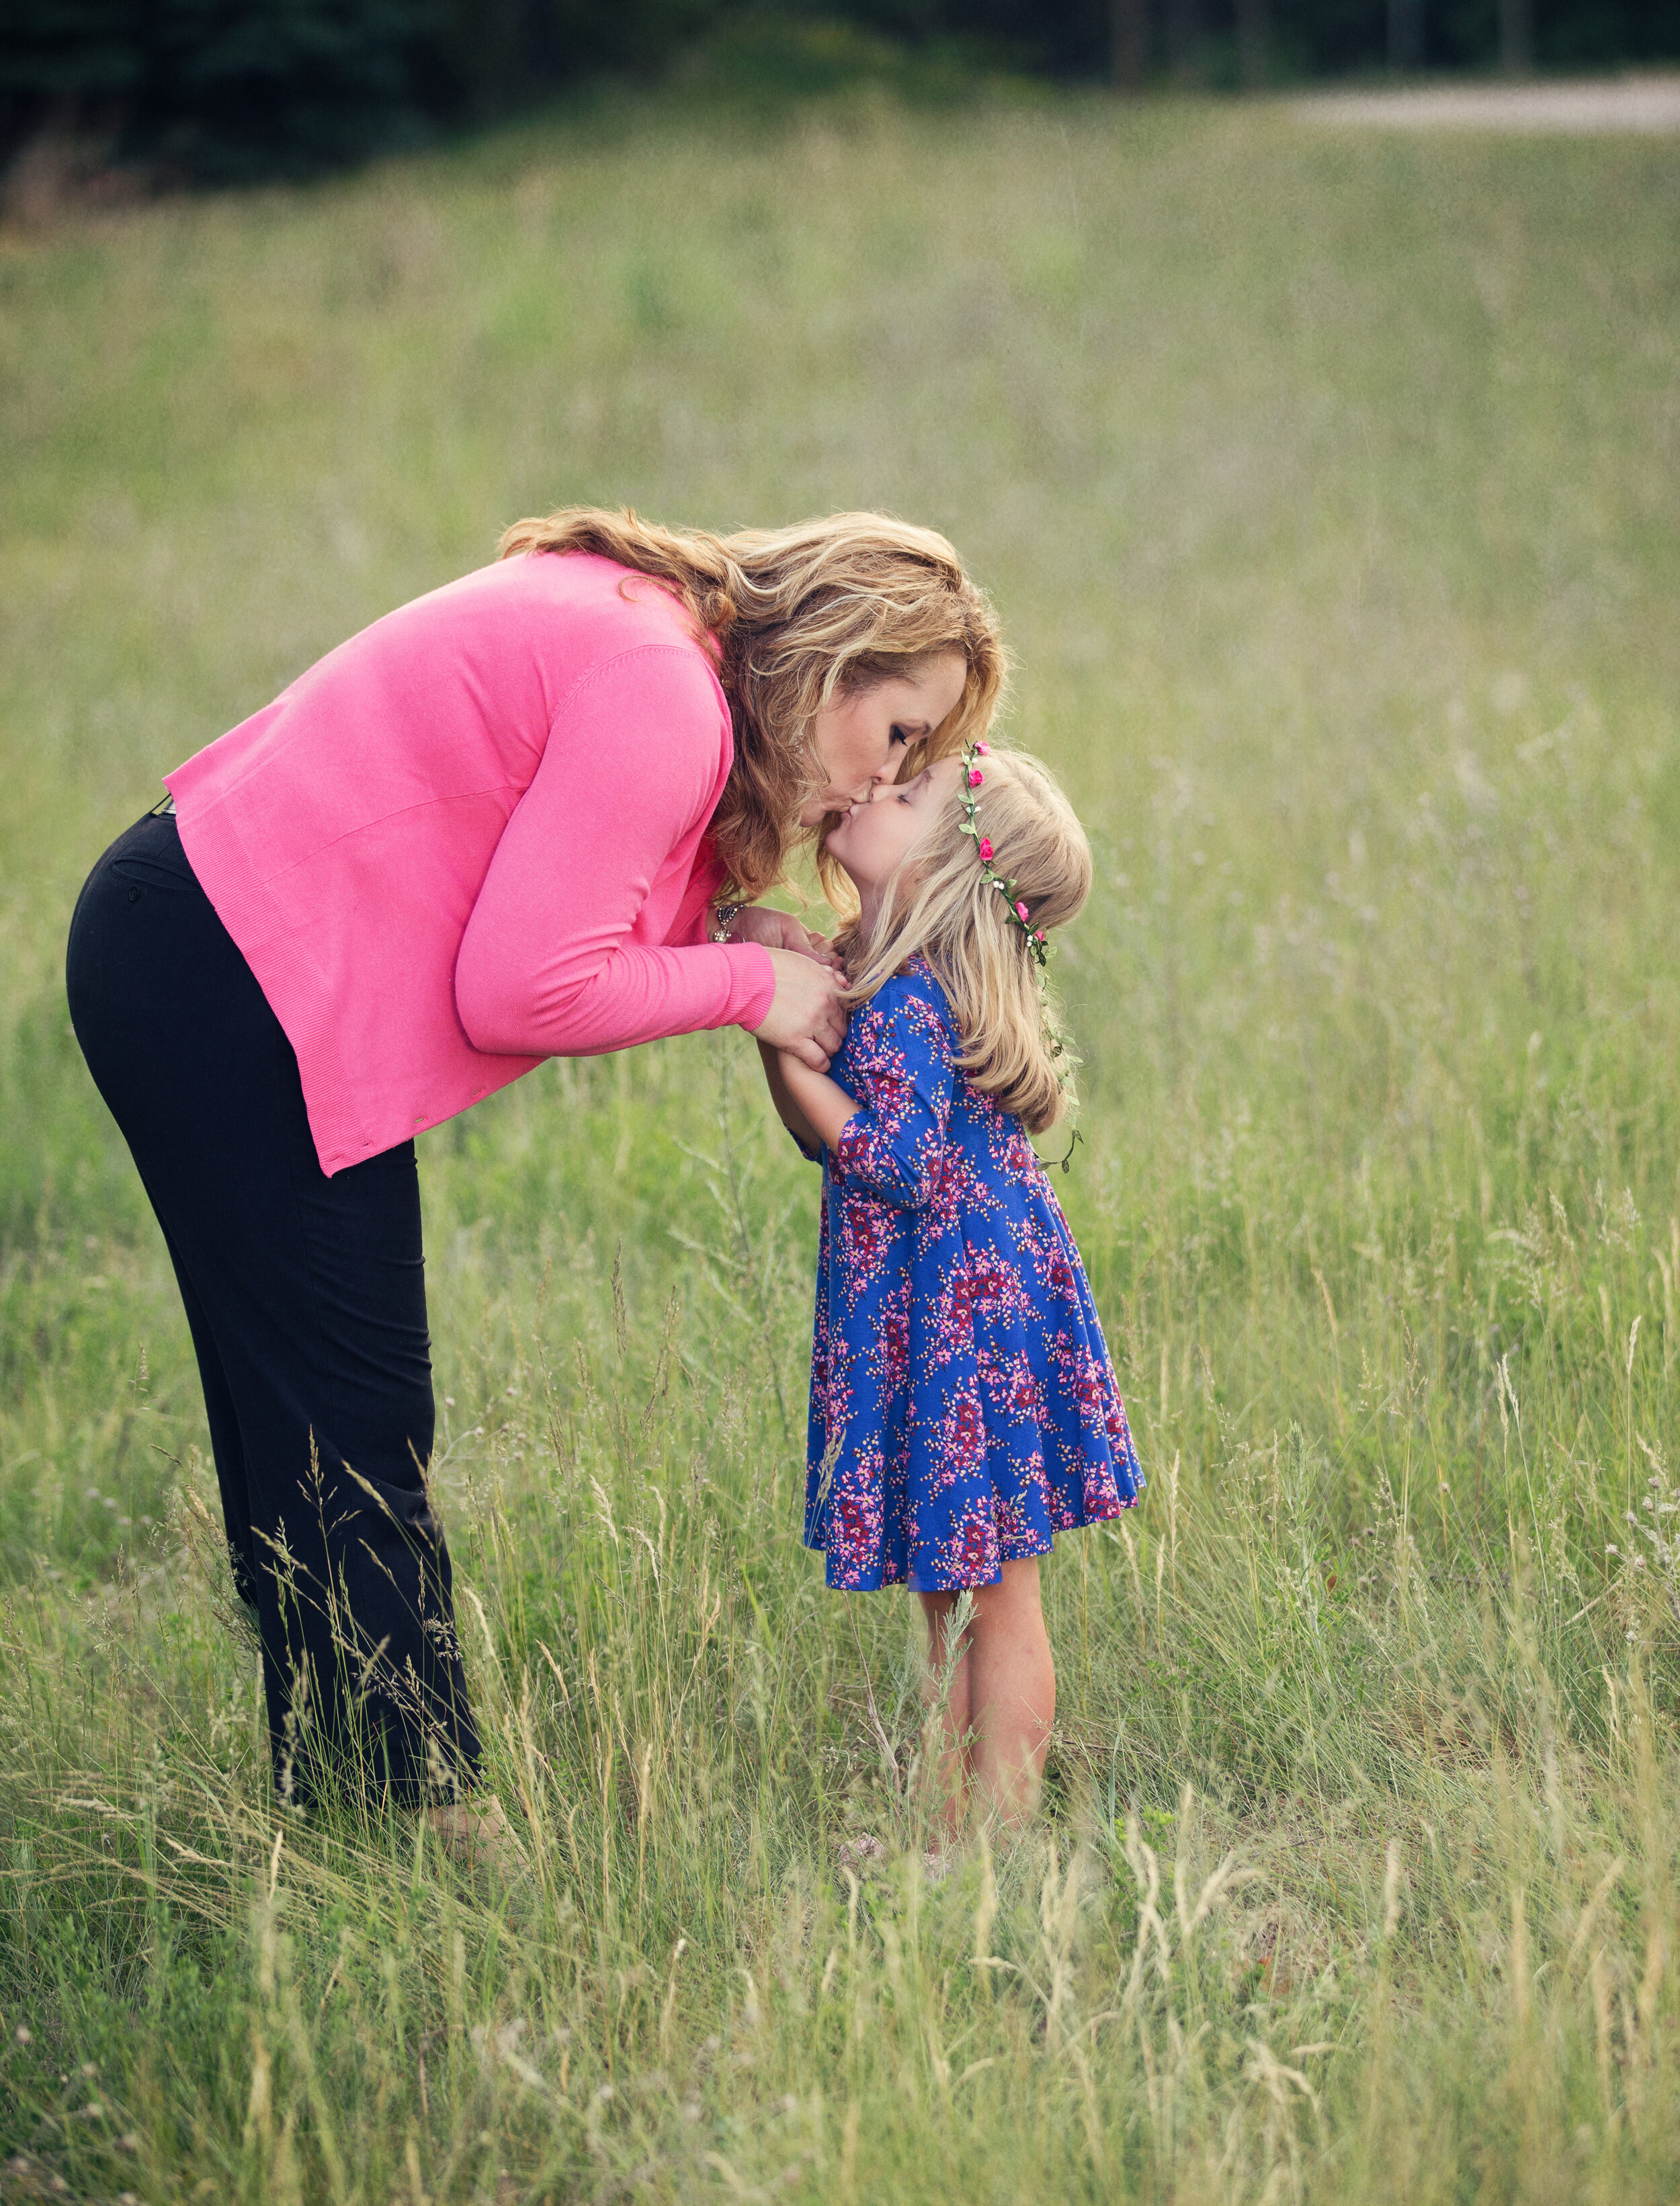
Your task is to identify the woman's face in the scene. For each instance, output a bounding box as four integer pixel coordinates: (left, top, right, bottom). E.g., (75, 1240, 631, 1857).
(801, 653, 968, 829)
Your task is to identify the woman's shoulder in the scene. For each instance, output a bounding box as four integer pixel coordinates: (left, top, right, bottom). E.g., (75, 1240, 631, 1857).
(474, 550, 711, 663)
(328, 552, 715, 710)
(469, 555, 728, 765)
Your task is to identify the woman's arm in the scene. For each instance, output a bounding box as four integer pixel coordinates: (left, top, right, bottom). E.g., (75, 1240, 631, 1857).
(456, 646, 850, 1070)
(455, 646, 775, 1057)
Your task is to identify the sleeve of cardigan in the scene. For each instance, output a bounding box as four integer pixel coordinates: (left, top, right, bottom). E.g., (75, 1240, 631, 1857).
(454, 644, 776, 1058)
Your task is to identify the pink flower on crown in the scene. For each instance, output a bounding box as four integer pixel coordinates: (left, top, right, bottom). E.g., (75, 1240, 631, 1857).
(974, 740, 990, 755)
(968, 767, 984, 788)
(1015, 901, 1030, 923)
(977, 837, 994, 861)
(1034, 929, 1046, 945)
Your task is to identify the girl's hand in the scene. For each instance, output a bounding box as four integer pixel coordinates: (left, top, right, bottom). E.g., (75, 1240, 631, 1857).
(730, 904, 844, 970)
(751, 949, 848, 1070)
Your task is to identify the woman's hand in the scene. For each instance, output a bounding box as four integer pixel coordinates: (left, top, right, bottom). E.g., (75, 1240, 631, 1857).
(729, 904, 843, 970)
(750, 949, 848, 1070)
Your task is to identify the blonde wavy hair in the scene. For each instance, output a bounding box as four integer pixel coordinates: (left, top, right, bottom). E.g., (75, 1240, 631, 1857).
(839, 749, 1093, 1134)
(497, 505, 1006, 900)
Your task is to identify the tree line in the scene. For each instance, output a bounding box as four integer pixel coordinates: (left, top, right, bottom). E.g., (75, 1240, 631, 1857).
(2, 0, 1675, 182)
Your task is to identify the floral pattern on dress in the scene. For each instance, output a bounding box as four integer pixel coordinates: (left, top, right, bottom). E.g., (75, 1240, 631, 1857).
(801, 959, 1143, 1592)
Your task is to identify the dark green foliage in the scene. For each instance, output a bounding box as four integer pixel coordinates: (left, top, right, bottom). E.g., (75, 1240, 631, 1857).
(1427, 0, 1680, 68)
(0, 0, 442, 177)
(3, 0, 1679, 184)
(943, 0, 1680, 78)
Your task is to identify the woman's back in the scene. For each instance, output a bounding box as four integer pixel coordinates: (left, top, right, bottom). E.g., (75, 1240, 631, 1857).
(167, 551, 771, 1171)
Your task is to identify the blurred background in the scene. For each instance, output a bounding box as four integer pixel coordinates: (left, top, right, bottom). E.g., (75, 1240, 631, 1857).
(3, 0, 1678, 186)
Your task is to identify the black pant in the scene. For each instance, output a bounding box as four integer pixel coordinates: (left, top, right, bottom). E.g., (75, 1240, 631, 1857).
(66, 812, 481, 1808)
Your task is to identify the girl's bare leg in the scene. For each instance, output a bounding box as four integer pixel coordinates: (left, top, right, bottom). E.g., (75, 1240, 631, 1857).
(917, 1588, 974, 1843)
(968, 1558, 1055, 1828)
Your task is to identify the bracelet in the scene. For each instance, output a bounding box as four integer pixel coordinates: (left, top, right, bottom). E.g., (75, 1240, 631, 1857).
(712, 901, 744, 944)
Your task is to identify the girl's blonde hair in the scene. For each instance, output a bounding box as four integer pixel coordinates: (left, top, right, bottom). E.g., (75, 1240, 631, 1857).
(497, 505, 1006, 900)
(840, 749, 1093, 1134)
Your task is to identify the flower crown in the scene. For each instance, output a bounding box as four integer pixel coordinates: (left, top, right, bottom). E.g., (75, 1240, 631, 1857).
(956, 740, 1050, 968)
(954, 738, 1083, 1169)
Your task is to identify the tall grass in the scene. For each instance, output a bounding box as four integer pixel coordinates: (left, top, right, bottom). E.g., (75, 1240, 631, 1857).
(1, 86, 1679, 2200)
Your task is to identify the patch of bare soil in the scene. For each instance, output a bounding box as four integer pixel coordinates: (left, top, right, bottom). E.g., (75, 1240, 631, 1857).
(1295, 72, 1680, 134)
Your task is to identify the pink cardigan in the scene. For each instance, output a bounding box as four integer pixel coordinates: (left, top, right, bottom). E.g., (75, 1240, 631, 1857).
(166, 552, 776, 1176)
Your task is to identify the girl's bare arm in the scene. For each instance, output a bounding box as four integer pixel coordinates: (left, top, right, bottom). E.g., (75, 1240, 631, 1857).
(772, 1050, 862, 1153)
(756, 1040, 825, 1152)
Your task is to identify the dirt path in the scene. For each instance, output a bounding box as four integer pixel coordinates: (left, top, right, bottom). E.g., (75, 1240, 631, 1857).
(1294, 73, 1680, 133)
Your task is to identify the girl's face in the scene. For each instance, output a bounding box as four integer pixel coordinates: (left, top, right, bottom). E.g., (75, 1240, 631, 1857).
(825, 752, 965, 896)
(800, 653, 968, 828)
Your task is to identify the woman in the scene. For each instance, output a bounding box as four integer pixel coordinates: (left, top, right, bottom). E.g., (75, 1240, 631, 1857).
(65, 507, 1003, 1855)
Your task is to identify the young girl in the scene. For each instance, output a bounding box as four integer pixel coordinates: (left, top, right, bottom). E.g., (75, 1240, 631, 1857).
(759, 742, 1143, 1842)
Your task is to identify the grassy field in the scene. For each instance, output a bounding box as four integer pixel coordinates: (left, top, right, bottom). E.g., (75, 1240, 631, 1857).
(3, 81, 1680, 2203)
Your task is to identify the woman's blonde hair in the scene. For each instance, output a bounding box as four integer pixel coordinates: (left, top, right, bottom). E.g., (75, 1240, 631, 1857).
(497, 505, 1006, 900)
(840, 749, 1093, 1135)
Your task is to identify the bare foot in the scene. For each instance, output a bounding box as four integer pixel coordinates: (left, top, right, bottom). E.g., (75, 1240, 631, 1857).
(834, 1832, 888, 1877)
(427, 1794, 523, 1876)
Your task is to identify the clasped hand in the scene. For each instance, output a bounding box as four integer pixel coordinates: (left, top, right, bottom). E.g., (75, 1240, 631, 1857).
(732, 906, 848, 1071)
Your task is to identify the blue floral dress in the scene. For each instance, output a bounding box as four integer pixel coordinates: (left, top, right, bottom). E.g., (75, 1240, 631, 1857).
(800, 958, 1143, 1592)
